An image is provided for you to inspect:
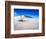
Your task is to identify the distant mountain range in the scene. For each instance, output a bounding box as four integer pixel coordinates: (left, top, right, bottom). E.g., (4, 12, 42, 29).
(19, 15, 32, 22)
(14, 15, 38, 22)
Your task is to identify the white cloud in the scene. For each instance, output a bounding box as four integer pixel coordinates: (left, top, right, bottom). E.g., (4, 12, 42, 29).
(14, 15, 39, 30)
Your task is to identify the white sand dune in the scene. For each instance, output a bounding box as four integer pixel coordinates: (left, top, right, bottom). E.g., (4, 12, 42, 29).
(14, 15, 39, 30)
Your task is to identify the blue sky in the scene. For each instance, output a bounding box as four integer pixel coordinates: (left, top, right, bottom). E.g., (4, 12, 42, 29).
(14, 9, 39, 18)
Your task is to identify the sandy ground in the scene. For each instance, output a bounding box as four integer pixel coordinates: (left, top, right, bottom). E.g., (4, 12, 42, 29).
(14, 16, 39, 30)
